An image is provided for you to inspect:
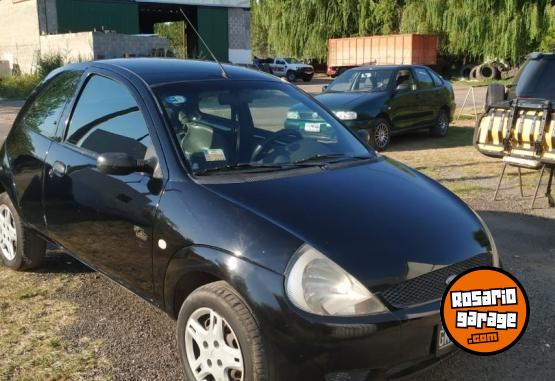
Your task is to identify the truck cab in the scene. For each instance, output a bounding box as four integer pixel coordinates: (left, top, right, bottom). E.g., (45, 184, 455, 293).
(268, 57, 314, 82)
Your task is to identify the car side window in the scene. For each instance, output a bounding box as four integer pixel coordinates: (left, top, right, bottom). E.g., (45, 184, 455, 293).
(199, 92, 232, 120)
(428, 70, 443, 87)
(276, 60, 285, 65)
(395, 70, 416, 90)
(65, 75, 152, 159)
(414, 68, 435, 89)
(20, 71, 82, 139)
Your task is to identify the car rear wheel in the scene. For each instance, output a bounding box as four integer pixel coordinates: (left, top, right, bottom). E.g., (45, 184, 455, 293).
(368, 118, 391, 151)
(430, 109, 450, 137)
(177, 281, 270, 381)
(0, 193, 45, 270)
(286, 71, 297, 82)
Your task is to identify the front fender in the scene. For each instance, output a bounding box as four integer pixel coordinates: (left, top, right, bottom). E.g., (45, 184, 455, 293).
(163, 245, 284, 318)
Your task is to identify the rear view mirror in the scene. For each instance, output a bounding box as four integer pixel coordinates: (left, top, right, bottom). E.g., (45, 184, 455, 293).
(322, 84, 329, 92)
(395, 83, 410, 92)
(97, 152, 153, 176)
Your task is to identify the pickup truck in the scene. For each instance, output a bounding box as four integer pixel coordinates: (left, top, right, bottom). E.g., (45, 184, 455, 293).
(257, 57, 314, 82)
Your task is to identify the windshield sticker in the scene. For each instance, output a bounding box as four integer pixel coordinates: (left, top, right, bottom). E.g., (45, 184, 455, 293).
(204, 149, 226, 162)
(304, 122, 321, 132)
(166, 95, 187, 105)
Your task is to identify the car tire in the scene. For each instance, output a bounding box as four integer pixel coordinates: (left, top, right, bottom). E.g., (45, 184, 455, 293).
(177, 281, 271, 381)
(430, 109, 450, 137)
(368, 117, 391, 151)
(286, 71, 297, 82)
(0, 192, 46, 270)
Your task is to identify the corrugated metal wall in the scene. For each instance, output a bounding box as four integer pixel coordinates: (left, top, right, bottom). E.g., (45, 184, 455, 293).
(197, 6, 228, 62)
(56, 0, 139, 34)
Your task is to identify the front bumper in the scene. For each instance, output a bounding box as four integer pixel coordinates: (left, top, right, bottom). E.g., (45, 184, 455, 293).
(243, 269, 457, 381)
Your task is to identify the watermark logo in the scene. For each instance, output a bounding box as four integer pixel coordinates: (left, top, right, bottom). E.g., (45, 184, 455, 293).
(440, 267, 529, 355)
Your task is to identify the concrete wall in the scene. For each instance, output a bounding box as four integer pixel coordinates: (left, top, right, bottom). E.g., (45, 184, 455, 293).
(39, 31, 170, 62)
(228, 7, 251, 64)
(39, 32, 94, 63)
(92, 32, 170, 59)
(0, 0, 41, 73)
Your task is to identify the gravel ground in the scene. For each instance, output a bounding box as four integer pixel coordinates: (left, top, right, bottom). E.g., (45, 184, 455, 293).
(1, 98, 554, 381)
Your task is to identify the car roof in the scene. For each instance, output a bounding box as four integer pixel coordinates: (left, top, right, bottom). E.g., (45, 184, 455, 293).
(356, 64, 428, 70)
(63, 58, 280, 86)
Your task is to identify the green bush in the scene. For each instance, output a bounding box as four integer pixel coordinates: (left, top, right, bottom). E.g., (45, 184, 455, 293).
(0, 74, 40, 100)
(36, 54, 65, 80)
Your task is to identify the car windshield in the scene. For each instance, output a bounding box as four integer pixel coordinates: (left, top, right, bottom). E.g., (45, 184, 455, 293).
(514, 57, 555, 101)
(284, 58, 300, 64)
(154, 80, 372, 175)
(327, 69, 394, 93)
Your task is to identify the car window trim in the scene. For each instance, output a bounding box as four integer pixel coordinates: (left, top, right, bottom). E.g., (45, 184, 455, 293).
(13, 70, 84, 141)
(59, 70, 168, 179)
(412, 67, 435, 90)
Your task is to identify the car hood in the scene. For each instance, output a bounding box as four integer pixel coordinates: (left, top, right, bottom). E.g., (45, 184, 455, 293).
(204, 158, 491, 290)
(315, 91, 387, 110)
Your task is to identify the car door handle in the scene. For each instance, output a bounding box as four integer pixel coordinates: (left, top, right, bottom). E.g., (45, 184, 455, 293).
(49, 161, 67, 177)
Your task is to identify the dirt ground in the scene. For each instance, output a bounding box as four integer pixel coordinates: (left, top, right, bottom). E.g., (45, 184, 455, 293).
(0, 99, 554, 381)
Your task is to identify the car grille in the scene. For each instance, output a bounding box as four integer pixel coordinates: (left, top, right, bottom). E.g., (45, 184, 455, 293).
(379, 253, 493, 309)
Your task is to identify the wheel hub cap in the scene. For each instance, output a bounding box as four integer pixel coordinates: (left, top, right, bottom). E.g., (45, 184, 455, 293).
(375, 123, 389, 148)
(0, 205, 17, 261)
(185, 307, 244, 381)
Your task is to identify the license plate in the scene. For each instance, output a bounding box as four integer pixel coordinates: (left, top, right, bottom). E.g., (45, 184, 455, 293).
(304, 122, 321, 132)
(438, 325, 453, 350)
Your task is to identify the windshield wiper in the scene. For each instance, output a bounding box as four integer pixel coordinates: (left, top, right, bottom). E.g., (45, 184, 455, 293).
(195, 163, 294, 176)
(294, 153, 372, 166)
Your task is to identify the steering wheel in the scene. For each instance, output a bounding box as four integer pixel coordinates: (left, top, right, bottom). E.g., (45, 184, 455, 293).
(251, 129, 303, 162)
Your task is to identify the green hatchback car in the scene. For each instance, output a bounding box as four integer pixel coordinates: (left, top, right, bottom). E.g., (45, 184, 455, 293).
(312, 65, 456, 151)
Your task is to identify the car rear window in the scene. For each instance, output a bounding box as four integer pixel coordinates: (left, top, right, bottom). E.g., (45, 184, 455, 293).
(515, 58, 555, 100)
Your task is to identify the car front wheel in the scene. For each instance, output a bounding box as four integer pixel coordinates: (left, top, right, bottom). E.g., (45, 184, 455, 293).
(0, 193, 46, 270)
(430, 109, 450, 137)
(286, 71, 297, 82)
(368, 117, 391, 151)
(177, 281, 270, 381)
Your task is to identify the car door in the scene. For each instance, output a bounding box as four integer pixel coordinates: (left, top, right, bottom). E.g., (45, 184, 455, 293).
(412, 67, 440, 126)
(388, 69, 421, 131)
(43, 72, 165, 298)
(3, 70, 83, 231)
(271, 60, 286, 76)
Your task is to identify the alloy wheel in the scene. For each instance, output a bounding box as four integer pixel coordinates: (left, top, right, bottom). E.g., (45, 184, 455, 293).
(374, 122, 390, 149)
(438, 112, 449, 135)
(0, 205, 17, 261)
(185, 307, 244, 381)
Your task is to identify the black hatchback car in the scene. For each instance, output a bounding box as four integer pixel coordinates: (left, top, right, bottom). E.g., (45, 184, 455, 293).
(315, 65, 456, 151)
(0, 59, 499, 381)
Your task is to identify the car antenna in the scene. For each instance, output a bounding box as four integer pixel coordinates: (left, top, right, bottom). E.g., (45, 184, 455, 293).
(179, 8, 229, 79)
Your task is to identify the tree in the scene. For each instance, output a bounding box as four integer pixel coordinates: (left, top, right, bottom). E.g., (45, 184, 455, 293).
(252, 0, 554, 63)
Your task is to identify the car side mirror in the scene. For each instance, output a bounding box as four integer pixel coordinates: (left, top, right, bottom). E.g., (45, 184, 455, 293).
(395, 83, 410, 92)
(97, 152, 154, 176)
(357, 129, 369, 142)
(322, 84, 329, 92)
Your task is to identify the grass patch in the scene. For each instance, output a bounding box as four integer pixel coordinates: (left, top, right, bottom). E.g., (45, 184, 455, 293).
(0, 266, 111, 380)
(0, 75, 40, 100)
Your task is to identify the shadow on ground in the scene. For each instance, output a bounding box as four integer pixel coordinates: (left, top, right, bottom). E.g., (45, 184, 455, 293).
(389, 125, 474, 152)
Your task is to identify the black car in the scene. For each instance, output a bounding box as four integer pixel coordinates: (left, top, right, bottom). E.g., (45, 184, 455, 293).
(485, 51, 555, 107)
(0, 59, 499, 381)
(316, 65, 456, 151)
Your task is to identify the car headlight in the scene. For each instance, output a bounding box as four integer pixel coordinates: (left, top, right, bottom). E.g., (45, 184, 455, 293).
(285, 245, 388, 316)
(334, 111, 358, 121)
(286, 111, 301, 119)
